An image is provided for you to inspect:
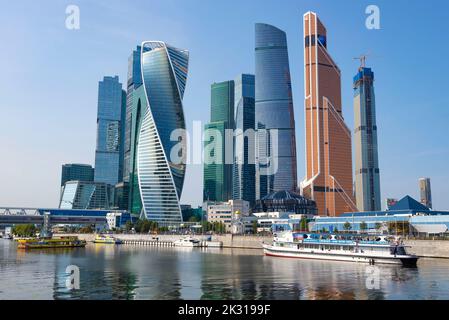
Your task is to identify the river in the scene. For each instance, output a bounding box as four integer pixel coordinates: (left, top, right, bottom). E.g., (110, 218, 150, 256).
(1, 239, 448, 300)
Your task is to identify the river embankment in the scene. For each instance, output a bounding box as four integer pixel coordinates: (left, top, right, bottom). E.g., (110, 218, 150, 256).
(58, 233, 449, 259)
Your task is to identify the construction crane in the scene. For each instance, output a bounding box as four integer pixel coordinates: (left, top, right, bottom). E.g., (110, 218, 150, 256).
(354, 54, 369, 68)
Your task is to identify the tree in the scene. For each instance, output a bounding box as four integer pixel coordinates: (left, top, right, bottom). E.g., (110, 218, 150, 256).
(252, 220, 258, 234)
(201, 220, 210, 232)
(360, 221, 368, 233)
(79, 225, 94, 234)
(343, 221, 352, 232)
(387, 222, 396, 234)
(299, 218, 308, 232)
(12, 224, 37, 237)
(396, 221, 410, 236)
(188, 216, 199, 223)
(124, 220, 134, 232)
(375, 223, 382, 233)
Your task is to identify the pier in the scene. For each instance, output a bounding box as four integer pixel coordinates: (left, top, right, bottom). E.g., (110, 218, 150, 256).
(119, 239, 219, 247)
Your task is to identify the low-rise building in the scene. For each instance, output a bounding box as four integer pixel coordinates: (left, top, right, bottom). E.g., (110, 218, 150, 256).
(311, 195, 449, 236)
(206, 200, 250, 232)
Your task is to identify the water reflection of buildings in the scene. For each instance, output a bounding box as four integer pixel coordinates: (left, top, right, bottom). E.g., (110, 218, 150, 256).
(123, 246, 182, 300)
(262, 257, 389, 300)
(47, 245, 420, 300)
(52, 244, 137, 300)
(199, 249, 302, 300)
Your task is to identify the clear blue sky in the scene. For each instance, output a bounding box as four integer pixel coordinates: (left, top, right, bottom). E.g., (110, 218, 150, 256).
(0, 0, 448, 210)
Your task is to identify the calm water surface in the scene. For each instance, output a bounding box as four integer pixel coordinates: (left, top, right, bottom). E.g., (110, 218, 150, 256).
(1, 239, 449, 300)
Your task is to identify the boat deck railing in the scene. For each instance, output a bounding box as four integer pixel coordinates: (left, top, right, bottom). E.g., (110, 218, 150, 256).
(302, 239, 391, 245)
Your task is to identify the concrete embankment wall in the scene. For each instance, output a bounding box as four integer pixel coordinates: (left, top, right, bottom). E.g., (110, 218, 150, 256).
(404, 240, 449, 259)
(61, 233, 270, 249)
(211, 234, 271, 249)
(60, 234, 449, 258)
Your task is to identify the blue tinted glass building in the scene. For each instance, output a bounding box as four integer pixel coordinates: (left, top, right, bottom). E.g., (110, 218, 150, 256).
(60, 164, 94, 186)
(59, 181, 114, 210)
(94, 76, 126, 186)
(233, 74, 256, 205)
(138, 42, 189, 225)
(255, 23, 297, 199)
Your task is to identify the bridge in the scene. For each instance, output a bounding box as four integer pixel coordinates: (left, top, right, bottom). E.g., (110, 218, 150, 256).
(0, 207, 109, 237)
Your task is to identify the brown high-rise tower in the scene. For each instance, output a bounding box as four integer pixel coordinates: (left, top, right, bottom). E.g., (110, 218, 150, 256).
(301, 12, 357, 216)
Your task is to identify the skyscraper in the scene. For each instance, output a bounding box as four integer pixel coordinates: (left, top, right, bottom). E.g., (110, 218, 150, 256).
(204, 121, 227, 202)
(353, 64, 381, 211)
(203, 80, 234, 202)
(60, 164, 94, 186)
(419, 178, 432, 209)
(94, 76, 126, 186)
(138, 41, 189, 224)
(59, 181, 114, 210)
(233, 74, 256, 205)
(301, 12, 356, 216)
(255, 23, 297, 199)
(123, 46, 143, 184)
(128, 84, 146, 215)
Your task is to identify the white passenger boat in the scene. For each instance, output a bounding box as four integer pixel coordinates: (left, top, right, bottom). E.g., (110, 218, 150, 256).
(174, 236, 201, 247)
(263, 231, 418, 266)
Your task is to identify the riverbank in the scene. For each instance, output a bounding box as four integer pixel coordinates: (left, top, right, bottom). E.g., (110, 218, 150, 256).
(57, 233, 449, 259)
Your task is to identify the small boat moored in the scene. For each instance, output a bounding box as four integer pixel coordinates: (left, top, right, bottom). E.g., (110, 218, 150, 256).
(174, 236, 201, 247)
(93, 234, 123, 244)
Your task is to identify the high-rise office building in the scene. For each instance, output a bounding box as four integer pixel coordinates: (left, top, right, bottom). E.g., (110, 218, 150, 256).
(123, 46, 143, 184)
(255, 23, 297, 199)
(137, 41, 189, 224)
(301, 12, 356, 216)
(128, 84, 146, 215)
(60, 164, 94, 186)
(419, 178, 432, 209)
(203, 80, 235, 202)
(114, 182, 129, 210)
(204, 121, 227, 202)
(94, 76, 126, 186)
(233, 74, 256, 205)
(59, 181, 114, 210)
(353, 64, 381, 211)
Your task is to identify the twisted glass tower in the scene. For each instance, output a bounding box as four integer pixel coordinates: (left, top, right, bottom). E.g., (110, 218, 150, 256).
(255, 23, 297, 199)
(137, 41, 189, 225)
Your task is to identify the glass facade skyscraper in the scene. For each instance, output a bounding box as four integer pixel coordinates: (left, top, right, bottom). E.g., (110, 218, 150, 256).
(233, 74, 256, 205)
(128, 85, 146, 215)
(138, 41, 189, 224)
(204, 121, 226, 202)
(203, 80, 234, 202)
(59, 181, 114, 210)
(94, 76, 126, 186)
(60, 164, 94, 186)
(255, 23, 297, 199)
(419, 178, 432, 209)
(354, 66, 381, 212)
(123, 46, 143, 184)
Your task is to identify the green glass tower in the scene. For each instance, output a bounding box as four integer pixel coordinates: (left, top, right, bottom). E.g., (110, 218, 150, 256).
(203, 80, 234, 202)
(128, 85, 146, 215)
